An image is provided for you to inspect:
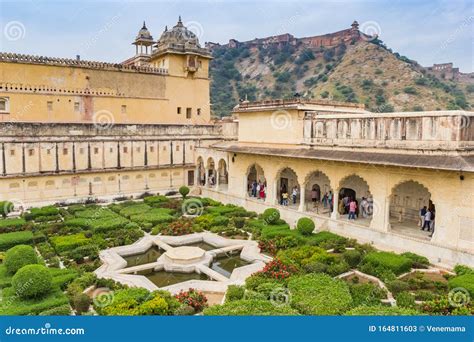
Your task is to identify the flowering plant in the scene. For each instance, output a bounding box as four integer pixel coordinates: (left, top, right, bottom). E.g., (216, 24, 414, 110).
(174, 288, 208, 312)
(255, 259, 298, 280)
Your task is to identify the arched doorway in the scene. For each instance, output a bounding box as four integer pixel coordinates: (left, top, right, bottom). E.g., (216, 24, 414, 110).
(390, 181, 434, 240)
(207, 158, 216, 187)
(247, 164, 266, 200)
(196, 157, 205, 186)
(304, 170, 332, 215)
(217, 159, 228, 191)
(276, 168, 299, 207)
(338, 174, 372, 225)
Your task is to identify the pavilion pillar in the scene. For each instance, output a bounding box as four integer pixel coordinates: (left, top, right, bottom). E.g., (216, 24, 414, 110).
(298, 188, 305, 212)
(331, 190, 340, 219)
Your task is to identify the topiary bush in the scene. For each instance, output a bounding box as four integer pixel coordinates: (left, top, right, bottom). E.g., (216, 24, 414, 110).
(288, 273, 353, 315)
(12, 264, 52, 298)
(296, 217, 315, 236)
(261, 208, 280, 225)
(343, 249, 362, 268)
(4, 244, 38, 274)
(179, 186, 190, 199)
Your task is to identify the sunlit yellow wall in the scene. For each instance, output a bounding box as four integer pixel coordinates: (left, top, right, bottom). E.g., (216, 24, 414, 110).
(0, 56, 210, 124)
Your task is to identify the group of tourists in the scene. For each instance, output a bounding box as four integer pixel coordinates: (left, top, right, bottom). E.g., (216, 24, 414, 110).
(310, 188, 334, 212)
(279, 185, 299, 206)
(338, 194, 373, 220)
(250, 180, 266, 200)
(419, 205, 435, 237)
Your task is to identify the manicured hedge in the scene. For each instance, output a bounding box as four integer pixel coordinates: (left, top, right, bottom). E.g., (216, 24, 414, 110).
(288, 273, 353, 315)
(4, 245, 38, 274)
(345, 305, 420, 316)
(25, 206, 59, 221)
(143, 195, 169, 205)
(39, 304, 72, 316)
(130, 208, 175, 226)
(0, 231, 34, 251)
(448, 274, 474, 297)
(50, 233, 90, 253)
(361, 251, 413, 276)
(119, 204, 152, 218)
(203, 299, 299, 315)
(0, 218, 27, 233)
(0, 286, 69, 315)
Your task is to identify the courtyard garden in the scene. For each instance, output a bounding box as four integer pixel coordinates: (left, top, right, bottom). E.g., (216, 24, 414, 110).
(0, 192, 472, 316)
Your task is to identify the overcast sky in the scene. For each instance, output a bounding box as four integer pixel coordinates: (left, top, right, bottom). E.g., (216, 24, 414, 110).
(0, 0, 472, 72)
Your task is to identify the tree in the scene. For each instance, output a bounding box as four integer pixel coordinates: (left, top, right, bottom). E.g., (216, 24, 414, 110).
(179, 186, 190, 199)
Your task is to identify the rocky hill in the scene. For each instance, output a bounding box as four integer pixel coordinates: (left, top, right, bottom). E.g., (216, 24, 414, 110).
(209, 36, 473, 117)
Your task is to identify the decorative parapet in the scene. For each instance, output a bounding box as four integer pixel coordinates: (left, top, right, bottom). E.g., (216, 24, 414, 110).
(303, 110, 474, 149)
(0, 52, 168, 75)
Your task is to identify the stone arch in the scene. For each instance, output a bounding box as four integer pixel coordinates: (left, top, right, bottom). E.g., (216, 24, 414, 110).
(246, 163, 266, 199)
(217, 158, 228, 187)
(303, 170, 333, 215)
(338, 174, 372, 220)
(196, 156, 205, 186)
(206, 157, 216, 187)
(389, 180, 434, 239)
(276, 167, 300, 206)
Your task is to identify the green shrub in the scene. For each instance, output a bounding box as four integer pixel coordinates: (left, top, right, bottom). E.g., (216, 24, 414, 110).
(309, 231, 347, 248)
(277, 245, 328, 268)
(179, 186, 190, 198)
(454, 264, 474, 276)
(233, 217, 245, 229)
(119, 204, 151, 218)
(12, 264, 53, 298)
(130, 208, 175, 226)
(203, 299, 299, 315)
(50, 233, 90, 253)
(349, 282, 387, 306)
(0, 201, 14, 218)
(0, 218, 27, 233)
(343, 249, 362, 268)
(261, 208, 280, 224)
(143, 195, 169, 205)
(0, 287, 68, 315)
(345, 305, 419, 315)
(4, 245, 38, 274)
(401, 252, 429, 268)
(386, 279, 410, 294)
(72, 293, 91, 315)
(25, 206, 60, 221)
(288, 273, 353, 315)
(39, 304, 72, 316)
(225, 285, 245, 302)
(396, 291, 416, 308)
(68, 244, 99, 262)
(0, 231, 34, 251)
(361, 251, 412, 276)
(297, 217, 315, 236)
(448, 274, 474, 297)
(245, 274, 281, 291)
